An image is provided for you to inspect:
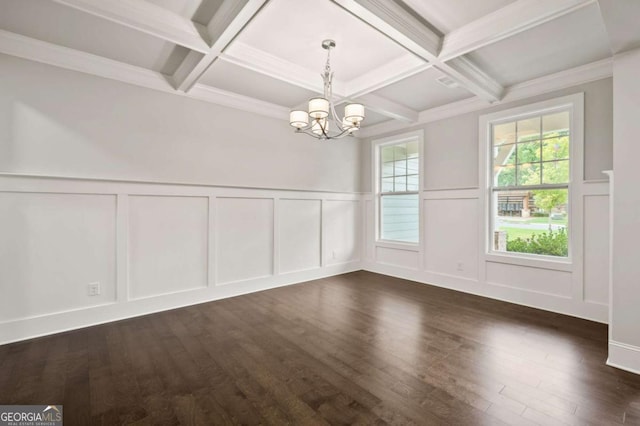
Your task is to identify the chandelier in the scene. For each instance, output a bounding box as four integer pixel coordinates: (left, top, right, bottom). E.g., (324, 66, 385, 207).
(289, 40, 365, 140)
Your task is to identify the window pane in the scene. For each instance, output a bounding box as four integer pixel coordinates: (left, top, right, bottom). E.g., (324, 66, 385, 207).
(381, 145, 394, 162)
(494, 165, 516, 186)
(493, 143, 516, 166)
(517, 117, 541, 142)
(381, 177, 394, 192)
(382, 161, 394, 177)
(517, 141, 541, 163)
(517, 163, 541, 186)
(394, 144, 407, 161)
(407, 174, 419, 191)
(494, 122, 516, 146)
(381, 194, 419, 243)
(406, 141, 419, 158)
(407, 157, 419, 174)
(543, 111, 570, 138)
(492, 188, 568, 257)
(394, 159, 407, 175)
(542, 160, 570, 184)
(394, 175, 407, 192)
(542, 137, 569, 161)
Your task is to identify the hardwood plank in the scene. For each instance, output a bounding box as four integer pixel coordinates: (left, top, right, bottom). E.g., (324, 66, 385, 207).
(1, 271, 638, 425)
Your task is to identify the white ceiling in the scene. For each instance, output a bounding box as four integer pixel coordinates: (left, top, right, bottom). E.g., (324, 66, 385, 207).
(0, 0, 635, 136)
(374, 67, 474, 111)
(145, 0, 223, 24)
(401, 0, 516, 33)
(468, 3, 611, 86)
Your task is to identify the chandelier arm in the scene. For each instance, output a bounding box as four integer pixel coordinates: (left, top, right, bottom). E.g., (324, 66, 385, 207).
(297, 127, 351, 140)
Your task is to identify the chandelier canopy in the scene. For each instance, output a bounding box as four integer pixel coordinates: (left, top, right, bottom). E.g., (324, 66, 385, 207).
(289, 40, 365, 140)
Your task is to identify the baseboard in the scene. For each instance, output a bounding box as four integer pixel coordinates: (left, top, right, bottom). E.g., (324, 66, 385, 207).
(0, 262, 362, 345)
(607, 341, 640, 375)
(362, 261, 608, 324)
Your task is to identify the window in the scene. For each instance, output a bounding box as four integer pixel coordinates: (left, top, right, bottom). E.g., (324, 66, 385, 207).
(488, 105, 574, 258)
(376, 133, 421, 244)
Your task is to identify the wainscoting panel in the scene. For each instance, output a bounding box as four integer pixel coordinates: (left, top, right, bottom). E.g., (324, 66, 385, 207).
(0, 175, 361, 344)
(324, 199, 360, 264)
(583, 194, 610, 305)
(0, 192, 117, 321)
(376, 246, 419, 269)
(486, 261, 573, 297)
(278, 199, 321, 274)
(424, 198, 479, 280)
(216, 197, 274, 285)
(128, 195, 209, 299)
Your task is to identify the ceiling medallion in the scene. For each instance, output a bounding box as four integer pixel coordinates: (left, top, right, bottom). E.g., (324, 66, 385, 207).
(289, 39, 365, 140)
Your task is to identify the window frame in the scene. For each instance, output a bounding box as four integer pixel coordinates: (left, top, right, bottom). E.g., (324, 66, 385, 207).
(372, 130, 424, 249)
(479, 93, 584, 268)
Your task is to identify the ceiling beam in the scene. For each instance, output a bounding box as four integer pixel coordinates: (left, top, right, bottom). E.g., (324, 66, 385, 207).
(356, 93, 419, 122)
(171, 0, 268, 92)
(52, 0, 210, 53)
(331, 0, 504, 102)
(439, 0, 596, 61)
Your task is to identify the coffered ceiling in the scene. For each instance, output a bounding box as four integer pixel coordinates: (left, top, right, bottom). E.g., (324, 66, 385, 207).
(0, 0, 632, 138)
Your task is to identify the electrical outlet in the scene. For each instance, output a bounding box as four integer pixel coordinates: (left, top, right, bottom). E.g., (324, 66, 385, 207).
(332, 250, 337, 259)
(88, 282, 100, 296)
(456, 262, 464, 271)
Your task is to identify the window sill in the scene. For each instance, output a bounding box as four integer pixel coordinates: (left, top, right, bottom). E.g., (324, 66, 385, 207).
(376, 240, 420, 252)
(485, 252, 572, 272)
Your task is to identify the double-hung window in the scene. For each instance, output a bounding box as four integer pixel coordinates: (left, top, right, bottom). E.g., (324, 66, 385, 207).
(376, 132, 422, 244)
(485, 96, 581, 259)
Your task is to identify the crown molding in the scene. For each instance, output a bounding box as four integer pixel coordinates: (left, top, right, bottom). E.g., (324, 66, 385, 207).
(359, 57, 613, 138)
(331, 0, 504, 102)
(52, 0, 210, 53)
(0, 29, 289, 121)
(439, 0, 596, 61)
(172, 0, 268, 91)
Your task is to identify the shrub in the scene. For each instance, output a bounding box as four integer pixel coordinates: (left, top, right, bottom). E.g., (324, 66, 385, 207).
(506, 228, 568, 257)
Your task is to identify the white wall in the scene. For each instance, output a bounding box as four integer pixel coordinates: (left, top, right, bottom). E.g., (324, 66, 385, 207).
(609, 47, 640, 374)
(0, 54, 360, 193)
(0, 54, 362, 343)
(360, 79, 613, 323)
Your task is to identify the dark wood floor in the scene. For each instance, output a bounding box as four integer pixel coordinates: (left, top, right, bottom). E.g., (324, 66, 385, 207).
(2, 271, 640, 425)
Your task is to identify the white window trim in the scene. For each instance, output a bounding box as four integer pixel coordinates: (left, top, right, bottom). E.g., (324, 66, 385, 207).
(372, 130, 424, 251)
(478, 93, 584, 269)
